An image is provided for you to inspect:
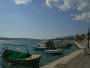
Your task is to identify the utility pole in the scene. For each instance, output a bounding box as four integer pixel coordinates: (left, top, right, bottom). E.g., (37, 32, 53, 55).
(87, 28, 90, 48)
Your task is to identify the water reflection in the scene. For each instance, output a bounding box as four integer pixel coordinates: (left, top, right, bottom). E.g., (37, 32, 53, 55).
(4, 63, 40, 68)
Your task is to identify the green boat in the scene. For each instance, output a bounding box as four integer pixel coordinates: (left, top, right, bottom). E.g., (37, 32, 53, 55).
(2, 49, 41, 65)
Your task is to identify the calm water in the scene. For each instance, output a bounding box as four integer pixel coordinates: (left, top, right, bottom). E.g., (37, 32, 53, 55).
(0, 40, 79, 68)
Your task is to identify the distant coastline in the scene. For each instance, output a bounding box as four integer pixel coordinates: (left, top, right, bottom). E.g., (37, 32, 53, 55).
(0, 37, 39, 40)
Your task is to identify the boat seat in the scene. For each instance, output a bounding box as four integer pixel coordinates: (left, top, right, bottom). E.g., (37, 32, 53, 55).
(25, 55, 41, 60)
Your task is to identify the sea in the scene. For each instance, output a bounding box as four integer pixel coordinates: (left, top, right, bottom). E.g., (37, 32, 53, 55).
(0, 39, 79, 68)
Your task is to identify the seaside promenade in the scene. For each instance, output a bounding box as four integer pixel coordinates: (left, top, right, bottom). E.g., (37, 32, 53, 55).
(41, 40, 90, 68)
(55, 49, 90, 68)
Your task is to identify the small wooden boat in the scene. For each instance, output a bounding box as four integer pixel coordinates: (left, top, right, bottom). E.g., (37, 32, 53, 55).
(2, 49, 41, 65)
(45, 49, 63, 54)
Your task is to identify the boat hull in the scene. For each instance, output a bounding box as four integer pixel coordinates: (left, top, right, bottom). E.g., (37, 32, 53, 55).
(45, 50, 63, 54)
(2, 49, 41, 65)
(6, 56, 41, 65)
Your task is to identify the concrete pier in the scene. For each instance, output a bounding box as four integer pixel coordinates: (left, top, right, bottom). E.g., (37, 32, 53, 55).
(41, 50, 82, 68)
(41, 40, 90, 68)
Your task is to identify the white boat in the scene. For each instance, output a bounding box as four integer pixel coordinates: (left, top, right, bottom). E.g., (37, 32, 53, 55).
(33, 45, 46, 50)
(33, 40, 47, 50)
(45, 49, 63, 54)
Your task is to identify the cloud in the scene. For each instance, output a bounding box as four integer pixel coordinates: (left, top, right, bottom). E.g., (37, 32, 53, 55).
(73, 12, 90, 21)
(14, 0, 32, 5)
(45, 0, 90, 22)
(13, 0, 90, 22)
(45, 0, 77, 10)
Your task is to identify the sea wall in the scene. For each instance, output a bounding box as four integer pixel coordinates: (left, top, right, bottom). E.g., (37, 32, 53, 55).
(41, 50, 82, 68)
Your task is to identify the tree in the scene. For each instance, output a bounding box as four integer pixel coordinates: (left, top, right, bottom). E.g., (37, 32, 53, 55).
(45, 40, 55, 49)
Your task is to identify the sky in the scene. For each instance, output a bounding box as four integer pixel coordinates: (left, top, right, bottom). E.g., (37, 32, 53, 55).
(0, 0, 90, 39)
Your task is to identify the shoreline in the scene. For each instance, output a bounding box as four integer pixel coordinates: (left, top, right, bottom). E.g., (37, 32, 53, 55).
(41, 40, 90, 68)
(41, 49, 82, 68)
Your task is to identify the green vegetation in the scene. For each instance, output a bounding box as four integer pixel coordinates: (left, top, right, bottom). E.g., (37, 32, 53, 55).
(45, 40, 55, 49)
